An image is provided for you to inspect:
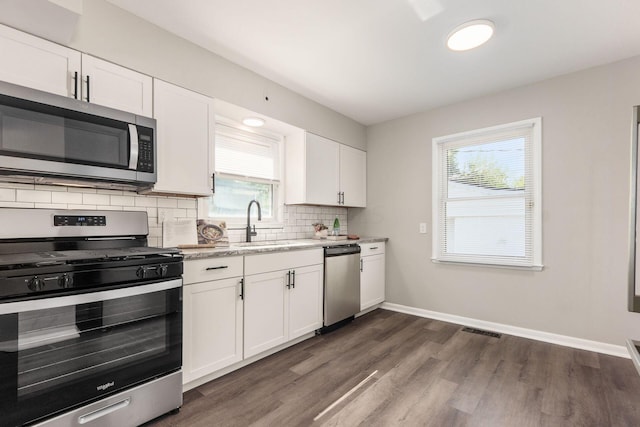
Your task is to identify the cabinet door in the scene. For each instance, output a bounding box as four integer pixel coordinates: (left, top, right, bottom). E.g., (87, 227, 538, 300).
(244, 271, 287, 358)
(305, 132, 340, 205)
(288, 264, 323, 340)
(81, 54, 152, 116)
(0, 24, 80, 97)
(183, 277, 243, 384)
(340, 144, 367, 207)
(360, 254, 385, 310)
(153, 79, 214, 196)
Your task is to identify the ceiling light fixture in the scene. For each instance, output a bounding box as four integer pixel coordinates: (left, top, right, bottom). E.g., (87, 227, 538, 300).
(446, 19, 494, 51)
(242, 117, 265, 127)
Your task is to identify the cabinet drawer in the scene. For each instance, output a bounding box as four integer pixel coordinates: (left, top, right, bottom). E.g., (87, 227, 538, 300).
(245, 248, 323, 276)
(184, 256, 243, 284)
(360, 242, 385, 256)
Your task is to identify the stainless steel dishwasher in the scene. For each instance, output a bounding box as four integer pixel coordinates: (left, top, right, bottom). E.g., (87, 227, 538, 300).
(322, 244, 361, 332)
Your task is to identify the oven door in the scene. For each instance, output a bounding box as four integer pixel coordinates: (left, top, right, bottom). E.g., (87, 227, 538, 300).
(0, 279, 182, 426)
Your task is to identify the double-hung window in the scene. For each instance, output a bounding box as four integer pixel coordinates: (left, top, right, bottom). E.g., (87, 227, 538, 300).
(204, 120, 282, 224)
(432, 118, 542, 269)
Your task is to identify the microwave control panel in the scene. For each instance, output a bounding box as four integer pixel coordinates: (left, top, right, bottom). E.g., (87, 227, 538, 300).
(137, 129, 154, 173)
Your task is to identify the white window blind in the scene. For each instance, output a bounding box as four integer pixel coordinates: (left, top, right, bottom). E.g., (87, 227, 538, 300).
(215, 123, 280, 181)
(432, 118, 542, 269)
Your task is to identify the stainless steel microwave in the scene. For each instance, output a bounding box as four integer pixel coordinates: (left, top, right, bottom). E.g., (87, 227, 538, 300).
(0, 80, 156, 190)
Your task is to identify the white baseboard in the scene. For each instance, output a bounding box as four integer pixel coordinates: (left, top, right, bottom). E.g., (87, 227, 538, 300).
(381, 302, 630, 359)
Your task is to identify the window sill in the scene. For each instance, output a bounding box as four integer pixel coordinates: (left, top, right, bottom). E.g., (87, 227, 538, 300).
(431, 258, 544, 272)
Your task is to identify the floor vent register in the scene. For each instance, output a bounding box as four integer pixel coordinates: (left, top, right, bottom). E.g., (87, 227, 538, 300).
(461, 327, 502, 339)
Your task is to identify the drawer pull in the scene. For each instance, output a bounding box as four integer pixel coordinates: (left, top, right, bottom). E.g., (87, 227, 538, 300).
(370, 246, 379, 250)
(206, 266, 229, 271)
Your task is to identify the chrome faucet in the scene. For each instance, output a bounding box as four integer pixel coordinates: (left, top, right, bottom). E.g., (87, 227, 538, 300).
(246, 200, 262, 242)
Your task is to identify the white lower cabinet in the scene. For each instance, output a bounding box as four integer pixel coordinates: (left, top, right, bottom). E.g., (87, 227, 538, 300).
(182, 257, 243, 384)
(244, 249, 323, 359)
(360, 242, 386, 310)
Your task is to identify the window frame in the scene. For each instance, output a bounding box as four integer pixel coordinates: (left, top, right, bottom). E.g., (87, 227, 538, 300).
(198, 118, 285, 229)
(431, 117, 543, 270)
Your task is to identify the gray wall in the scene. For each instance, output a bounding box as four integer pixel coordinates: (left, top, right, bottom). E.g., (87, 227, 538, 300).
(350, 55, 640, 346)
(67, 0, 365, 149)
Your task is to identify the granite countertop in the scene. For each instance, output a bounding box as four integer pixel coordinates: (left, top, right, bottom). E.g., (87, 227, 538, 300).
(180, 236, 388, 260)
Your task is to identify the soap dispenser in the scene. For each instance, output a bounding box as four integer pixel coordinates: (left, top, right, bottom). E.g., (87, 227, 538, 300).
(332, 217, 340, 236)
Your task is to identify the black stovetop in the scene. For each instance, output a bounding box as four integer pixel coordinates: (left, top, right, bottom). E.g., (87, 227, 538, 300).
(0, 246, 181, 270)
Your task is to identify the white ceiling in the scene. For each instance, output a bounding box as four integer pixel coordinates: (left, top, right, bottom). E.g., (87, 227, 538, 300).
(106, 0, 640, 125)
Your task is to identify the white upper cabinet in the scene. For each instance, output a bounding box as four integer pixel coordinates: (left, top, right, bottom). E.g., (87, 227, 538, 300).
(81, 55, 152, 116)
(0, 24, 152, 116)
(152, 79, 214, 196)
(285, 132, 366, 207)
(339, 144, 367, 207)
(0, 23, 80, 97)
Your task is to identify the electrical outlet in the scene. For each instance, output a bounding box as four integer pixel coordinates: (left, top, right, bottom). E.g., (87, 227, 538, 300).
(419, 223, 427, 234)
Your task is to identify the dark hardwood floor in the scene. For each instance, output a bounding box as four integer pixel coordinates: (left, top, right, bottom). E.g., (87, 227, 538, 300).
(146, 309, 640, 426)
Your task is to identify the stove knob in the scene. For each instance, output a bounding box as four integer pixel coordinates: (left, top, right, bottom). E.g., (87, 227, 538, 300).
(28, 276, 45, 292)
(136, 267, 147, 279)
(59, 274, 73, 288)
(156, 264, 168, 277)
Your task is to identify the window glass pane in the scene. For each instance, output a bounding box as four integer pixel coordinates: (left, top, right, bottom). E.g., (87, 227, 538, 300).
(210, 177, 274, 218)
(433, 117, 541, 268)
(445, 198, 525, 257)
(447, 138, 525, 198)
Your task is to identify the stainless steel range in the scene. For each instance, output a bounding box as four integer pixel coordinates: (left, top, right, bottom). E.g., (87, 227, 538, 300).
(0, 208, 183, 427)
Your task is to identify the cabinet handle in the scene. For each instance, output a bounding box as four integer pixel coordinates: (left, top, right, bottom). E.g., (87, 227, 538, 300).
(291, 270, 295, 289)
(239, 278, 244, 300)
(86, 75, 90, 103)
(73, 71, 79, 99)
(206, 265, 228, 271)
(370, 246, 378, 250)
(360, 258, 363, 272)
(337, 192, 341, 204)
(286, 271, 291, 289)
(341, 192, 345, 205)
(211, 172, 216, 194)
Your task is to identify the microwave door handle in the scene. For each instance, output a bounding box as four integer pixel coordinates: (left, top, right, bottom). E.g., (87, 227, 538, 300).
(128, 124, 139, 170)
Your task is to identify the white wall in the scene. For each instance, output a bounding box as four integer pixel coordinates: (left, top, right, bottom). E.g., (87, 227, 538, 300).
(349, 55, 640, 347)
(66, 0, 366, 149)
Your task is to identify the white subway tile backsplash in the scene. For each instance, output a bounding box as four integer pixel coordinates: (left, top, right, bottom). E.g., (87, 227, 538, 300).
(34, 184, 68, 192)
(135, 197, 158, 207)
(0, 189, 15, 202)
(177, 199, 197, 209)
(82, 193, 110, 205)
(68, 204, 96, 210)
(0, 182, 350, 247)
(51, 192, 82, 204)
(157, 198, 178, 208)
(68, 187, 96, 193)
(17, 190, 51, 203)
(34, 203, 68, 209)
(0, 202, 34, 208)
(110, 195, 135, 206)
(96, 189, 124, 195)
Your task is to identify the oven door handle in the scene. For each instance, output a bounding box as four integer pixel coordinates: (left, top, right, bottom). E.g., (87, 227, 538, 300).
(0, 279, 181, 314)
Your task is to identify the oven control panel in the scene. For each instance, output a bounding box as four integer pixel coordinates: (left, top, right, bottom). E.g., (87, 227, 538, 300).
(54, 215, 106, 226)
